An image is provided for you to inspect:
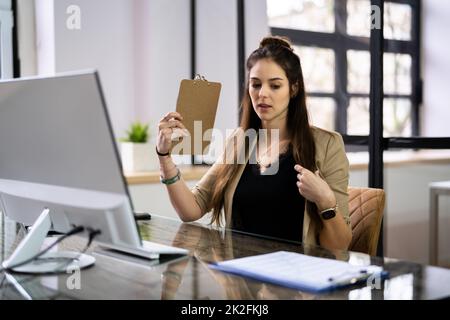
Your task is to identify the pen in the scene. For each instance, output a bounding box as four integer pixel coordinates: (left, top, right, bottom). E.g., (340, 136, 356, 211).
(328, 269, 369, 286)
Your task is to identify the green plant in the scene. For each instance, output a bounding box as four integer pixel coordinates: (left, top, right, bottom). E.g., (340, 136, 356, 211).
(121, 121, 149, 143)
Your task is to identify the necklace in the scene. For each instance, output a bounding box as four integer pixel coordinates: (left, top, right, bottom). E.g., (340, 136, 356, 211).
(256, 141, 290, 169)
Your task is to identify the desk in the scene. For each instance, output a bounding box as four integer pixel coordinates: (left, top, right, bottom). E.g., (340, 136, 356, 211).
(1, 215, 450, 300)
(429, 181, 450, 266)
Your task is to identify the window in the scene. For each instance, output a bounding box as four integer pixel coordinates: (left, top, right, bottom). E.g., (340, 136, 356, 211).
(267, 0, 335, 33)
(268, 0, 421, 138)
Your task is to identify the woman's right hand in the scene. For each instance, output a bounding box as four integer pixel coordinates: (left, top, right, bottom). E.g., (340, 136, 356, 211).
(156, 112, 187, 155)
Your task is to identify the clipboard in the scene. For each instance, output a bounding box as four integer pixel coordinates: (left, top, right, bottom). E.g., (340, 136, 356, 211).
(209, 251, 389, 293)
(173, 75, 221, 155)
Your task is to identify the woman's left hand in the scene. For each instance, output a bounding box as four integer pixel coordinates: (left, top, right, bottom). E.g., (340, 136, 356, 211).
(294, 164, 336, 211)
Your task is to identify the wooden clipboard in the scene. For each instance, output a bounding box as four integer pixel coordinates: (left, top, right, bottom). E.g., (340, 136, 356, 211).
(173, 75, 221, 155)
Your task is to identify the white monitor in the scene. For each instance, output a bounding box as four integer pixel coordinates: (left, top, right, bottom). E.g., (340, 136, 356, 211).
(0, 71, 187, 273)
(0, 179, 141, 247)
(0, 70, 131, 225)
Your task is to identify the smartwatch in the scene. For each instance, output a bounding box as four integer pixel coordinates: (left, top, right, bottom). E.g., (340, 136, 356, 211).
(320, 205, 338, 220)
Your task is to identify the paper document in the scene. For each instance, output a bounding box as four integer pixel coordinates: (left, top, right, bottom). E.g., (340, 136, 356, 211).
(210, 251, 388, 293)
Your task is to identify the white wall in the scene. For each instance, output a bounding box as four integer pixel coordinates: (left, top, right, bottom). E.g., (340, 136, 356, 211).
(196, 0, 239, 135)
(133, 0, 191, 145)
(36, 0, 135, 140)
(35, 0, 55, 74)
(245, 0, 270, 59)
(422, 0, 450, 137)
(195, 0, 269, 136)
(385, 165, 450, 265)
(194, 0, 269, 161)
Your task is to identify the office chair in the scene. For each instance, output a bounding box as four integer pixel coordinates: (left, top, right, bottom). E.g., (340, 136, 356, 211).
(348, 187, 385, 256)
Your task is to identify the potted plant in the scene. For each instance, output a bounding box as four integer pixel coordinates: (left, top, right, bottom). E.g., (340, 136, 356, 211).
(120, 121, 157, 172)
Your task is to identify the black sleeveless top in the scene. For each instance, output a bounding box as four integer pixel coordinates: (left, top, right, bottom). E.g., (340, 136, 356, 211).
(231, 148, 305, 242)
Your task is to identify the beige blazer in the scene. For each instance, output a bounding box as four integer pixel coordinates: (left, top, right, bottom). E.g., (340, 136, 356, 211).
(191, 126, 350, 247)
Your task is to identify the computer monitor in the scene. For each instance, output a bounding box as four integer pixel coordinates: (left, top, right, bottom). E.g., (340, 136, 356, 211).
(0, 70, 131, 224)
(0, 71, 187, 273)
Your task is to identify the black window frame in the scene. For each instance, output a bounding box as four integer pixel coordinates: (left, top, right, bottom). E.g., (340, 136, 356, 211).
(270, 0, 422, 138)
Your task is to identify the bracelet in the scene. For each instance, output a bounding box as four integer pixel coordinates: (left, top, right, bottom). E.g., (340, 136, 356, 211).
(160, 168, 181, 185)
(156, 146, 170, 157)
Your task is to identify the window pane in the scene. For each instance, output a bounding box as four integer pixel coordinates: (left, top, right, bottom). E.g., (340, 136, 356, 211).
(348, 97, 370, 135)
(348, 50, 370, 94)
(385, 2, 412, 41)
(384, 98, 411, 137)
(295, 46, 335, 93)
(348, 50, 412, 95)
(347, 0, 371, 37)
(347, 98, 412, 136)
(347, 0, 412, 40)
(384, 53, 412, 95)
(267, 0, 335, 33)
(306, 97, 336, 131)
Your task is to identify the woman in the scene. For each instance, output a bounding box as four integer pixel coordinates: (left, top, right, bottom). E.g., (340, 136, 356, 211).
(156, 36, 352, 251)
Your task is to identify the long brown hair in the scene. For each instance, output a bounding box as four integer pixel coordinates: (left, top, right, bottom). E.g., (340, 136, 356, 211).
(209, 36, 321, 232)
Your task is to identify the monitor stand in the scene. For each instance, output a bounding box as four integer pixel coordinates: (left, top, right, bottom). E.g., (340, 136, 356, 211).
(2, 208, 95, 274)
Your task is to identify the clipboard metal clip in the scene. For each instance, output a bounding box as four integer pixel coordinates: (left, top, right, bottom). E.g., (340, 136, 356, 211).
(194, 74, 211, 85)
(194, 74, 207, 81)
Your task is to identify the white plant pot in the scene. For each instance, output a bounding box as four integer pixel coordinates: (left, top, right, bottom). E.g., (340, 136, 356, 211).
(120, 142, 158, 172)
